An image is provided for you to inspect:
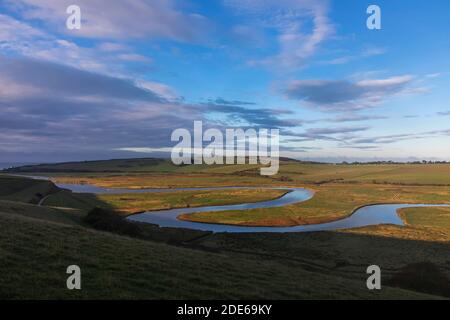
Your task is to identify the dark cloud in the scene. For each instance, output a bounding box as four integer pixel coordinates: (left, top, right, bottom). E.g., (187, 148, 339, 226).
(349, 129, 450, 145)
(351, 134, 416, 144)
(0, 56, 164, 102)
(0, 56, 205, 160)
(285, 76, 417, 111)
(0, 56, 304, 161)
(339, 145, 381, 150)
(403, 115, 420, 118)
(325, 114, 388, 123)
(208, 98, 256, 106)
(307, 126, 369, 135)
(281, 126, 369, 143)
(437, 111, 450, 116)
(287, 80, 363, 104)
(280, 145, 323, 153)
(198, 101, 302, 128)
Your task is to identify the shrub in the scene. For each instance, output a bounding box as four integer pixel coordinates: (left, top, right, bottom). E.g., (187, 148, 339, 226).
(387, 262, 450, 298)
(84, 207, 142, 238)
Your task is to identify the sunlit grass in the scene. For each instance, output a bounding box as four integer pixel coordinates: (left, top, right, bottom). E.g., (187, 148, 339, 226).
(43, 188, 287, 214)
(398, 207, 450, 229)
(181, 184, 450, 227)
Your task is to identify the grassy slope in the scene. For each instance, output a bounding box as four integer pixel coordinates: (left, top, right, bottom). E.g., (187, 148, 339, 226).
(0, 207, 443, 299)
(0, 200, 84, 226)
(3, 158, 272, 175)
(0, 175, 58, 204)
(2, 158, 176, 173)
(38, 191, 107, 212)
(201, 226, 450, 278)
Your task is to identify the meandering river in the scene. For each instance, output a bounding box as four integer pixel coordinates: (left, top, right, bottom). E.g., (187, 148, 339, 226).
(24, 176, 450, 233)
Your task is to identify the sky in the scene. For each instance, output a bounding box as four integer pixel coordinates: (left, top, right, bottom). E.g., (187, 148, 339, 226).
(1, 0, 450, 163)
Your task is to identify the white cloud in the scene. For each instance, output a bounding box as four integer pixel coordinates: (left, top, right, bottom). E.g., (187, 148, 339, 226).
(97, 42, 130, 52)
(0, 14, 46, 41)
(118, 53, 153, 63)
(7, 0, 210, 42)
(0, 14, 154, 74)
(321, 46, 387, 66)
(357, 75, 413, 88)
(226, 0, 334, 69)
(361, 46, 387, 57)
(137, 81, 181, 102)
(0, 76, 44, 99)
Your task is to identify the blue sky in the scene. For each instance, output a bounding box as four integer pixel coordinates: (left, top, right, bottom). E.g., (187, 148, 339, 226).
(0, 0, 450, 163)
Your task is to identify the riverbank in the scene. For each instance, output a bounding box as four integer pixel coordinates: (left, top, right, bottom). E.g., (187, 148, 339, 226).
(14, 174, 450, 231)
(23, 175, 449, 234)
(178, 183, 450, 227)
(41, 187, 290, 215)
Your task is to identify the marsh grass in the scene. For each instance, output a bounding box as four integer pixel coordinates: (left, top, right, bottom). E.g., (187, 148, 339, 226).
(399, 207, 450, 229)
(181, 184, 450, 226)
(43, 189, 288, 214)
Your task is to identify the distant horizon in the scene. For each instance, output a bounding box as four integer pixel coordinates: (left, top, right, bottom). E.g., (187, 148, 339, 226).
(3, 155, 450, 170)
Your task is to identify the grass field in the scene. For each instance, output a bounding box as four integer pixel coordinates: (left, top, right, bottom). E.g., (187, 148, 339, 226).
(1, 159, 450, 299)
(42, 188, 288, 214)
(399, 207, 450, 229)
(9, 158, 450, 186)
(10, 159, 450, 227)
(51, 173, 273, 189)
(3, 208, 445, 299)
(181, 184, 450, 226)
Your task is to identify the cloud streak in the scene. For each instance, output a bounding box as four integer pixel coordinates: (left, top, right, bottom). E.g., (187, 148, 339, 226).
(0, 13, 154, 75)
(7, 0, 210, 42)
(197, 99, 302, 128)
(285, 75, 420, 111)
(0, 56, 163, 102)
(225, 0, 334, 69)
(282, 126, 369, 143)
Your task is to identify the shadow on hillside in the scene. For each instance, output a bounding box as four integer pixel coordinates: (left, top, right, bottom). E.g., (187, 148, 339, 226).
(192, 229, 450, 298)
(387, 262, 450, 297)
(0, 175, 59, 204)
